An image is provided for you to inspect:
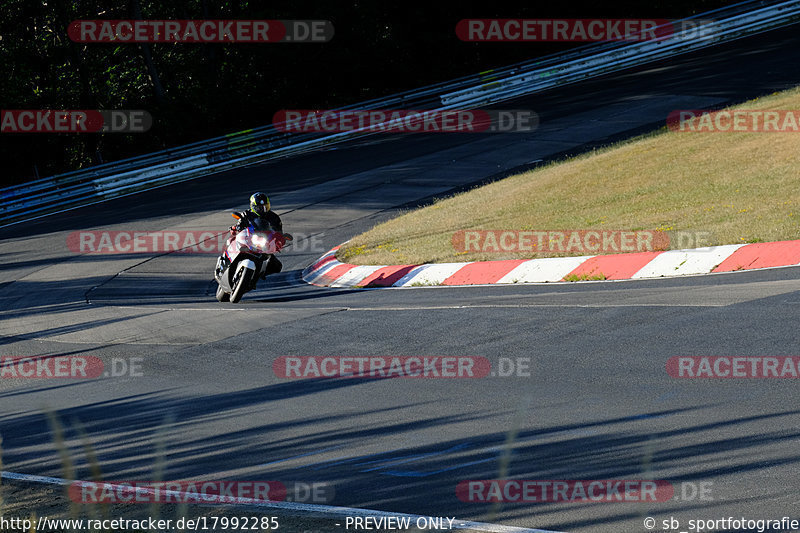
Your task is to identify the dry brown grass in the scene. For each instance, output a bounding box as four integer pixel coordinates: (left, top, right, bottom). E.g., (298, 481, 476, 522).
(340, 88, 800, 265)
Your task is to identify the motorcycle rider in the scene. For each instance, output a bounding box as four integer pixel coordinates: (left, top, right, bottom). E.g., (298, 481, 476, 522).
(215, 192, 289, 280)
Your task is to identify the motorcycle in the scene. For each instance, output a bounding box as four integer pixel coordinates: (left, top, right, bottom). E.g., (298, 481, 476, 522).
(214, 213, 292, 303)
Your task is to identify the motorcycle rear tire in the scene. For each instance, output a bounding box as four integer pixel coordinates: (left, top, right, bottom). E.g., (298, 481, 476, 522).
(215, 282, 230, 302)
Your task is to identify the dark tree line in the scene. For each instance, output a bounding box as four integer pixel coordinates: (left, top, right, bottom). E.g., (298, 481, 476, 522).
(0, 0, 737, 186)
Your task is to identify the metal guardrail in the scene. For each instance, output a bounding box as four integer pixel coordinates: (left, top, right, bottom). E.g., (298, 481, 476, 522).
(440, 1, 800, 106)
(1, 0, 798, 227)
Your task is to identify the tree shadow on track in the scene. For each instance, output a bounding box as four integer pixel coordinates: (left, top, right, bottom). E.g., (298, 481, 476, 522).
(0, 311, 166, 346)
(0, 276, 115, 319)
(83, 269, 367, 307)
(0, 380, 479, 480)
(2, 376, 799, 532)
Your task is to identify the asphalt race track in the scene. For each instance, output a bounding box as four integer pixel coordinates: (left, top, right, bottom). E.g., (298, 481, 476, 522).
(2, 26, 800, 533)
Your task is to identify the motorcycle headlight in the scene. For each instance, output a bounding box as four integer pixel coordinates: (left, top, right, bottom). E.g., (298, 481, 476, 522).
(251, 234, 268, 249)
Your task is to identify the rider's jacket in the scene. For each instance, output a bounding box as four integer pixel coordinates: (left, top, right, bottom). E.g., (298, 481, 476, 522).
(234, 209, 283, 233)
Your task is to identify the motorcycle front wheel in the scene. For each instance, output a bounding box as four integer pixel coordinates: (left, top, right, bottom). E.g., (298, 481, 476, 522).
(230, 266, 254, 303)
